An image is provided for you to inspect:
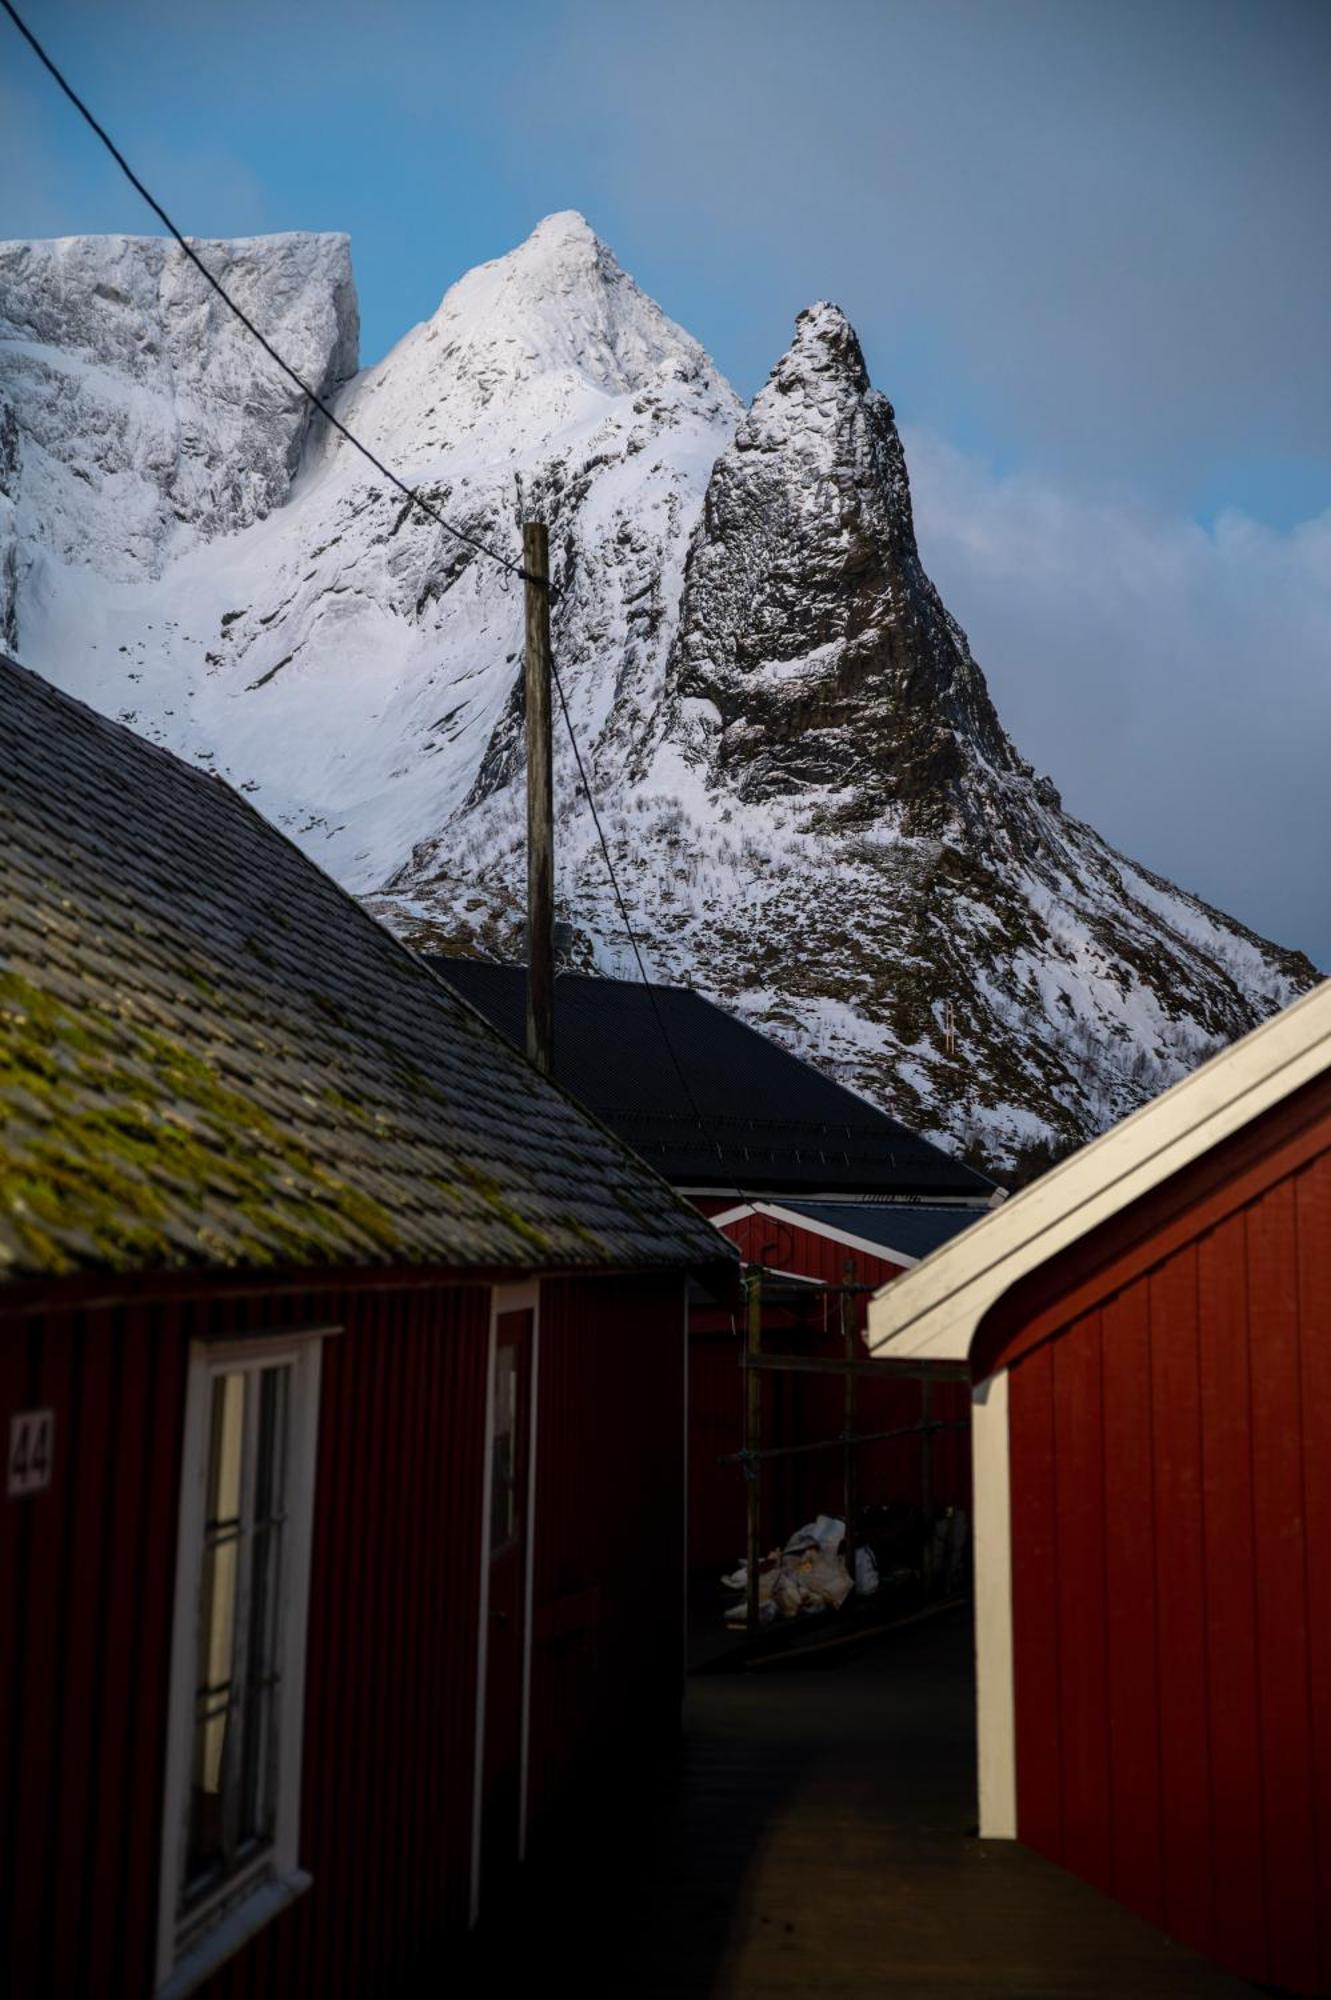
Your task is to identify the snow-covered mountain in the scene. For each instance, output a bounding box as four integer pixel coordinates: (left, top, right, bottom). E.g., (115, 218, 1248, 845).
(1, 214, 1317, 1163)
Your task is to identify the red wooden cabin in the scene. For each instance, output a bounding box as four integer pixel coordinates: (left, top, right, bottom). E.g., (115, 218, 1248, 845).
(435, 962, 996, 1578)
(691, 1200, 983, 1572)
(0, 656, 733, 1999)
(870, 978, 1331, 1996)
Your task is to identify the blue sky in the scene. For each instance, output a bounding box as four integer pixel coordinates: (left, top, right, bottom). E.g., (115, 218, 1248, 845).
(6, 0, 1328, 522)
(3, 0, 1330, 960)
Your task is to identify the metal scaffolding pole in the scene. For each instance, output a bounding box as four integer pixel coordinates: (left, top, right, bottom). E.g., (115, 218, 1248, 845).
(744, 1266, 762, 1633)
(841, 1255, 857, 1573)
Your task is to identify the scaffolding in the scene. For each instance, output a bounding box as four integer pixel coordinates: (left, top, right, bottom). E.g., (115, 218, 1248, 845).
(722, 1262, 969, 1632)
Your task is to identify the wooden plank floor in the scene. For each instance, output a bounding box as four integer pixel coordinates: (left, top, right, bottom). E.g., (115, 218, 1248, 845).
(462, 1606, 1258, 1996)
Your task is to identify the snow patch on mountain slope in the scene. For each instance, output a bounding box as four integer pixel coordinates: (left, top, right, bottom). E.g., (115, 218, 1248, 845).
(6, 215, 740, 893)
(0, 216, 1317, 1164)
(0, 232, 356, 586)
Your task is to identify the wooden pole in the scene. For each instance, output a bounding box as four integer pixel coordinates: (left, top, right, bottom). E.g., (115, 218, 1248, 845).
(523, 521, 555, 1076)
(745, 1267, 763, 1633)
(841, 1256, 857, 1575)
(920, 1361, 934, 1594)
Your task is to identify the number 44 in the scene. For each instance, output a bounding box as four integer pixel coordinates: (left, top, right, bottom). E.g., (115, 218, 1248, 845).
(7, 1409, 54, 1497)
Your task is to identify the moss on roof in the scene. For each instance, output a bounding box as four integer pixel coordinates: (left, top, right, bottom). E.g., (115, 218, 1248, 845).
(1, 655, 731, 1284)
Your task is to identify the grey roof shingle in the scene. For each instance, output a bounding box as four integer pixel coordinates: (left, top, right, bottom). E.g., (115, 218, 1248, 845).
(0, 654, 732, 1283)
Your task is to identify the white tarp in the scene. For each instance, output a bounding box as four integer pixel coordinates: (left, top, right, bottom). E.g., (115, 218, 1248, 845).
(722, 1515, 878, 1627)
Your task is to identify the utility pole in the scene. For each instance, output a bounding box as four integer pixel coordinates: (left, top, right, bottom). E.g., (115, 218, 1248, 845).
(523, 521, 555, 1076)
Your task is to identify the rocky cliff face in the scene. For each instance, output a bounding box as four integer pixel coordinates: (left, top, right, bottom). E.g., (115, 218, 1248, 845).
(0, 215, 1317, 1165)
(669, 301, 1016, 825)
(0, 233, 357, 591)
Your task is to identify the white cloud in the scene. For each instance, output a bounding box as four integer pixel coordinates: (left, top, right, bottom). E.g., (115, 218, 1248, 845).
(904, 429, 1331, 967)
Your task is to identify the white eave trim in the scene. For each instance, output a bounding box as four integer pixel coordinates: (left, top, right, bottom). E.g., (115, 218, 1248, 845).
(867, 978, 1331, 1366)
(709, 1200, 916, 1271)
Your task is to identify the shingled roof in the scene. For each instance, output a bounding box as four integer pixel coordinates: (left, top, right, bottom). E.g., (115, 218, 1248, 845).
(434, 960, 994, 1201)
(0, 654, 730, 1283)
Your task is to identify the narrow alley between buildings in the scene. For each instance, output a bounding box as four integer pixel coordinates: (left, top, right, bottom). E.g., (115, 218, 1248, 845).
(462, 1606, 1256, 1998)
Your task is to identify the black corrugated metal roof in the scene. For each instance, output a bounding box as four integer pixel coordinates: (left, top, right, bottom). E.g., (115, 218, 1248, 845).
(774, 1201, 988, 1262)
(433, 960, 993, 1201)
(0, 655, 731, 1283)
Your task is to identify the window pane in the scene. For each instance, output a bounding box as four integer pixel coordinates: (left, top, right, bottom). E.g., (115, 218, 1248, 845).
(183, 1362, 292, 1911)
(490, 1345, 518, 1551)
(186, 1372, 245, 1891)
(241, 1368, 287, 1844)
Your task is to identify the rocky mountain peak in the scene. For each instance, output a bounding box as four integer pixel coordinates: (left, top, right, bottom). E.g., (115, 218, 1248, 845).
(336, 213, 737, 487)
(2, 222, 1317, 1169)
(777, 300, 872, 396)
(500, 207, 603, 273)
(669, 304, 1015, 824)
(402, 211, 721, 408)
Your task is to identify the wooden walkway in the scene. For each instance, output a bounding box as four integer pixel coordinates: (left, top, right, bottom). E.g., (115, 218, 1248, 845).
(463, 1606, 1257, 1996)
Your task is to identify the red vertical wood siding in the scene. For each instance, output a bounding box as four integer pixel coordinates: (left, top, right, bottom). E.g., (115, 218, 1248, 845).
(1, 1277, 493, 1998)
(527, 1275, 686, 1834)
(200, 1281, 491, 2000)
(1297, 1163, 1331, 1999)
(688, 1213, 971, 1572)
(2, 1300, 190, 1998)
(1244, 1181, 1321, 1990)
(1196, 1214, 1267, 1974)
(1099, 1282, 1165, 1927)
(1051, 1312, 1111, 1892)
(1148, 1246, 1215, 1954)
(1008, 1338, 1062, 1859)
(1001, 1112, 1331, 1995)
(688, 1321, 748, 1571)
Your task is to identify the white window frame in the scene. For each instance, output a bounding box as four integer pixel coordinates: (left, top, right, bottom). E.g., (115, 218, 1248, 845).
(469, 1280, 540, 1926)
(155, 1326, 334, 1998)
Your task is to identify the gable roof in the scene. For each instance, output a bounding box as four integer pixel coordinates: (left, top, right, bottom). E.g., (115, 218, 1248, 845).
(432, 960, 993, 1202)
(867, 977, 1331, 1366)
(711, 1200, 991, 1268)
(0, 654, 730, 1284)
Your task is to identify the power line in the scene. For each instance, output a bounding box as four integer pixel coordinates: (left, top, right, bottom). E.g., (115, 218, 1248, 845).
(5, 0, 752, 1211)
(548, 658, 760, 1208)
(0, 0, 535, 590)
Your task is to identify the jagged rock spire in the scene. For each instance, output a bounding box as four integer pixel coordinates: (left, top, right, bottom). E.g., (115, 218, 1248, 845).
(668, 300, 1019, 831)
(2, 225, 1317, 1166)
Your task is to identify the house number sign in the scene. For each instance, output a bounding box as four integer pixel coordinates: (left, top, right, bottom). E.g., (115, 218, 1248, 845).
(7, 1409, 54, 1497)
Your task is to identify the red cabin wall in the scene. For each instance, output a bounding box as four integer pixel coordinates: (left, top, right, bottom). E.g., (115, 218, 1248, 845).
(2, 1265, 689, 1998)
(1, 1299, 191, 2000)
(688, 1213, 971, 1573)
(997, 1102, 1331, 1996)
(527, 1275, 686, 1833)
(1, 1280, 490, 2000)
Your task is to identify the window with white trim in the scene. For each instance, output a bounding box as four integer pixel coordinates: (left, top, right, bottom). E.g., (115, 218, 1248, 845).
(157, 1330, 330, 1997)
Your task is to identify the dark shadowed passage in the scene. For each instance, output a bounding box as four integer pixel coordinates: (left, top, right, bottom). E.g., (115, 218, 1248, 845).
(460, 1607, 1256, 1996)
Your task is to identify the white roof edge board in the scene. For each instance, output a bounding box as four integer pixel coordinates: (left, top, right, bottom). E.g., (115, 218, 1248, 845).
(866, 979, 1331, 1367)
(709, 1200, 916, 1269)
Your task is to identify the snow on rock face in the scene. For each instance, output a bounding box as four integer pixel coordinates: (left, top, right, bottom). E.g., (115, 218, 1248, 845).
(347, 211, 728, 461)
(0, 218, 1319, 1167)
(669, 299, 1016, 825)
(631, 300, 1317, 1155)
(2, 215, 740, 903)
(0, 233, 357, 600)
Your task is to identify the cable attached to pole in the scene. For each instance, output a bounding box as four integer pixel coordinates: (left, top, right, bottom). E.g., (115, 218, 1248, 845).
(0, 0, 541, 590)
(548, 653, 752, 1203)
(4, 0, 750, 1208)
